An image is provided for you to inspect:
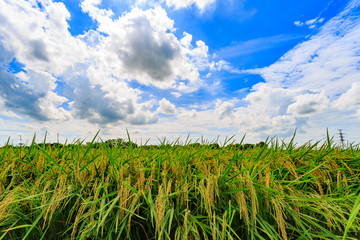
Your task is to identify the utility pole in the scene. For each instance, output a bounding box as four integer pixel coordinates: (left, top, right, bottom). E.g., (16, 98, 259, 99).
(338, 129, 345, 148)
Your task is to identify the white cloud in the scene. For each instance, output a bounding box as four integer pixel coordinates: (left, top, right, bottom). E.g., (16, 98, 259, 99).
(0, 110, 22, 119)
(243, 85, 296, 117)
(241, 0, 360, 139)
(180, 109, 197, 118)
(224, 85, 302, 137)
(0, 0, 217, 126)
(62, 64, 158, 125)
(294, 17, 326, 29)
(305, 18, 317, 26)
(210, 60, 238, 72)
(294, 21, 303, 27)
(356, 109, 360, 119)
(171, 92, 182, 98)
(215, 100, 234, 119)
(158, 98, 176, 114)
(0, 0, 88, 75)
(165, 0, 216, 12)
(0, 42, 70, 121)
(1, 0, 360, 146)
(287, 92, 329, 116)
(81, 4, 209, 91)
(332, 82, 360, 114)
(215, 34, 303, 60)
(255, 7, 360, 96)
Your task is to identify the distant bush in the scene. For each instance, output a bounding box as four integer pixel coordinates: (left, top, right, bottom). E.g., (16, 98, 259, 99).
(37, 143, 64, 149)
(208, 143, 220, 149)
(188, 143, 201, 148)
(140, 144, 159, 150)
(227, 141, 266, 150)
(85, 138, 138, 149)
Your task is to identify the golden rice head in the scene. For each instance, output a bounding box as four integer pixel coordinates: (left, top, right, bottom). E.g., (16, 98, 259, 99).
(271, 198, 287, 240)
(0, 191, 15, 222)
(155, 184, 166, 236)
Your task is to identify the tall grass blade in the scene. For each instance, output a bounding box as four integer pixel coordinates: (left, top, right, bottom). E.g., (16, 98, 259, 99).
(342, 189, 360, 240)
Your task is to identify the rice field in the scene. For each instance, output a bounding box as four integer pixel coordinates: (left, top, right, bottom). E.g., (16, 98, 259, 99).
(0, 132, 359, 239)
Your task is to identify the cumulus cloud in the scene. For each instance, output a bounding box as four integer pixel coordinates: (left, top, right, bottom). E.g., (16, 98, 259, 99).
(0, 0, 88, 74)
(165, 0, 216, 12)
(215, 100, 234, 119)
(0, 43, 70, 121)
(62, 63, 158, 125)
(254, 2, 360, 95)
(241, 0, 360, 137)
(294, 21, 303, 27)
(180, 109, 197, 118)
(0, 0, 87, 121)
(332, 82, 360, 110)
(2, 0, 359, 145)
(162, 0, 359, 143)
(225, 85, 301, 137)
(0, 110, 22, 119)
(243, 85, 296, 117)
(80, 3, 210, 91)
(158, 98, 176, 114)
(0, 0, 217, 126)
(287, 92, 329, 116)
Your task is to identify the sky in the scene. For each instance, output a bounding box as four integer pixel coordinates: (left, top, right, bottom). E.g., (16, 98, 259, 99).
(0, 0, 360, 146)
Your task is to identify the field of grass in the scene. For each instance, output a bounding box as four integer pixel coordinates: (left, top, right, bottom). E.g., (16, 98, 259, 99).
(0, 132, 359, 240)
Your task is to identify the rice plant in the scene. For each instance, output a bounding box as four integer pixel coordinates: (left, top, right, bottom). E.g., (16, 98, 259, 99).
(0, 132, 359, 239)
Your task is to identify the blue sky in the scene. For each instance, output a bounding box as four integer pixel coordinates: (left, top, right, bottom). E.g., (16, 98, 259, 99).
(0, 0, 360, 145)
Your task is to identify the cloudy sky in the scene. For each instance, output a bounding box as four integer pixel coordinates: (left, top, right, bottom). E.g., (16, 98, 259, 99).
(1, 0, 360, 145)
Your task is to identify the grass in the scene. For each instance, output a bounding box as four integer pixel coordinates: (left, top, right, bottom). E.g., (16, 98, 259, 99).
(0, 133, 359, 239)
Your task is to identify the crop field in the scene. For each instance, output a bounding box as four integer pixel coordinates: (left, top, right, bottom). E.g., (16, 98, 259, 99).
(0, 133, 359, 240)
